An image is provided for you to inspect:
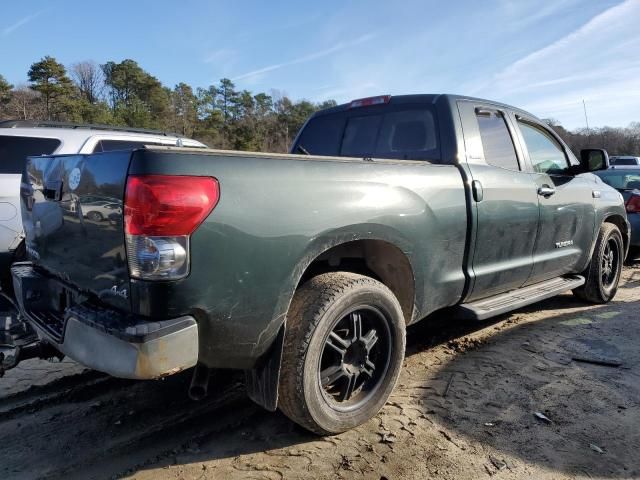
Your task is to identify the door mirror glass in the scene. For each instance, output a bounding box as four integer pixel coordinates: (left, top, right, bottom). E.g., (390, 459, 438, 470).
(580, 149, 610, 172)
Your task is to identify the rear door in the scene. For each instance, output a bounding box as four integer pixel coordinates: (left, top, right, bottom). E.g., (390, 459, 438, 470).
(513, 117, 596, 283)
(457, 101, 540, 301)
(22, 151, 131, 310)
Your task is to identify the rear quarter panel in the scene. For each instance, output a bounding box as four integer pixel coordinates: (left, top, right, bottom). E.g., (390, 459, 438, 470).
(129, 150, 468, 368)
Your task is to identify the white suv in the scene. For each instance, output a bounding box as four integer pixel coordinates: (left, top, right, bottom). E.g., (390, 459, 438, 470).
(0, 120, 206, 290)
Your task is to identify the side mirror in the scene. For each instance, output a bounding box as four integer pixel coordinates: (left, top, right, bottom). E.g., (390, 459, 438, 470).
(580, 149, 610, 172)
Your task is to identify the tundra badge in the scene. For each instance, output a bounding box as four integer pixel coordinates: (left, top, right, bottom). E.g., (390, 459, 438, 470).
(555, 240, 574, 248)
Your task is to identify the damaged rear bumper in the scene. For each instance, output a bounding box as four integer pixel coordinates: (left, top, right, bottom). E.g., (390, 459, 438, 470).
(10, 263, 198, 379)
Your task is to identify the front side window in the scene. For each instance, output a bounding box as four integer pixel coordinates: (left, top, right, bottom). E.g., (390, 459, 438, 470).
(518, 122, 569, 174)
(476, 111, 519, 171)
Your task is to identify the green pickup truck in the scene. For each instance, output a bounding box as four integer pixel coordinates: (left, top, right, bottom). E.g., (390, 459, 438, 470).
(8, 94, 629, 434)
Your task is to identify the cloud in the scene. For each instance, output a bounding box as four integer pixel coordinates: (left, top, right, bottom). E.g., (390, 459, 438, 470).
(2, 9, 46, 36)
(203, 48, 235, 64)
(232, 33, 375, 82)
(472, 0, 640, 128)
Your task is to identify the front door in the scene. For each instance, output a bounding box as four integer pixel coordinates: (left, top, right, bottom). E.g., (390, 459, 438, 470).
(458, 102, 540, 301)
(513, 118, 596, 283)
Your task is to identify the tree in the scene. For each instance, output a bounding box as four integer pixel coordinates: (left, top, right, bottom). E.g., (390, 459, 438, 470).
(27, 56, 74, 120)
(71, 61, 103, 104)
(170, 83, 198, 136)
(0, 74, 12, 105)
(5, 85, 45, 120)
(101, 59, 171, 128)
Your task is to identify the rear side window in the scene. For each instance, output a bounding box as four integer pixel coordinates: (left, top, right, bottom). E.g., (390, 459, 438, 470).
(93, 139, 164, 152)
(294, 106, 440, 161)
(476, 111, 519, 170)
(0, 135, 61, 174)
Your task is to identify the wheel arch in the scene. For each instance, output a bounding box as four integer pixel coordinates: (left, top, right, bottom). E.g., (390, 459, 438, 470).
(246, 231, 417, 412)
(603, 213, 630, 257)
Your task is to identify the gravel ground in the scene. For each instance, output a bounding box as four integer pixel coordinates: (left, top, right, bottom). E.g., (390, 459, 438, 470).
(1, 262, 639, 480)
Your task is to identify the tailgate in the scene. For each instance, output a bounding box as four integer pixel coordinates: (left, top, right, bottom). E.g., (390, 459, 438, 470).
(22, 151, 131, 310)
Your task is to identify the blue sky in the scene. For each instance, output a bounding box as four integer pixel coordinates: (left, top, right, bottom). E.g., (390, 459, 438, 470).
(1, 0, 638, 129)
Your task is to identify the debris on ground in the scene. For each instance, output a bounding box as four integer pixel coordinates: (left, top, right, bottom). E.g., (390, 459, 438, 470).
(533, 412, 553, 424)
(571, 356, 623, 367)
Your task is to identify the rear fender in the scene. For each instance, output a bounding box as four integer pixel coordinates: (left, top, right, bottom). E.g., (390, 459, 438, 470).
(246, 225, 413, 411)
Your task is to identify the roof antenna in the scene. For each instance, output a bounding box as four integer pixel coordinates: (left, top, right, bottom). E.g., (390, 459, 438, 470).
(582, 99, 590, 131)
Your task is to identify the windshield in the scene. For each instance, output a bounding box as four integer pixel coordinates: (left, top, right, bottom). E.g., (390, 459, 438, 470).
(595, 170, 640, 190)
(0, 135, 61, 174)
(293, 104, 440, 161)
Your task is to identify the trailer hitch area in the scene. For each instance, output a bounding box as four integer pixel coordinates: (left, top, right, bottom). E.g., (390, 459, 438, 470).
(1, 342, 64, 377)
(0, 290, 64, 377)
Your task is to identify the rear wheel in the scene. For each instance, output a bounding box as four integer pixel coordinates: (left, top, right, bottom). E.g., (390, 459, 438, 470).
(86, 211, 103, 222)
(573, 223, 623, 303)
(279, 272, 405, 435)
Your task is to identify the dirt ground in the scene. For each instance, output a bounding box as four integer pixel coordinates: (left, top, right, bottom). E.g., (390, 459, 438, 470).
(1, 262, 639, 480)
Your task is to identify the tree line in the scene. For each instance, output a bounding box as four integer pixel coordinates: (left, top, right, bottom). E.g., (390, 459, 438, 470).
(1, 55, 639, 156)
(0, 56, 335, 152)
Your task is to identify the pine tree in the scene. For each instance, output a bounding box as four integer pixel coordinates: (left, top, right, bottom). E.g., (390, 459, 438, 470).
(27, 56, 74, 120)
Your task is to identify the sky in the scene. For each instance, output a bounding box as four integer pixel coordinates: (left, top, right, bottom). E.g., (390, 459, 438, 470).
(1, 0, 639, 130)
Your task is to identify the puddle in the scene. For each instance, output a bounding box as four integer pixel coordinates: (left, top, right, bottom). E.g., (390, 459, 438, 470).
(560, 317, 593, 326)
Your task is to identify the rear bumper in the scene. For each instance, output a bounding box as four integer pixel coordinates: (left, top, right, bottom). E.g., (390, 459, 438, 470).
(11, 263, 198, 379)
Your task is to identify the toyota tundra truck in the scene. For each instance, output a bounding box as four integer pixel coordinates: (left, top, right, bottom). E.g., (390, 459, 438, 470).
(6, 94, 629, 435)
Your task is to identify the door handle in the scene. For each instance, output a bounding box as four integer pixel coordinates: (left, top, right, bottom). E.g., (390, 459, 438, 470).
(537, 185, 556, 197)
(472, 180, 483, 202)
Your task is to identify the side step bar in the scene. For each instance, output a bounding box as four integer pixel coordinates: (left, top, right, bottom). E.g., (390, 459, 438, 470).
(455, 275, 585, 321)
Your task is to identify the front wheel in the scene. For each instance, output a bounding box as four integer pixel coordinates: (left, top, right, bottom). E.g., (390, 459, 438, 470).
(573, 223, 624, 303)
(279, 272, 406, 435)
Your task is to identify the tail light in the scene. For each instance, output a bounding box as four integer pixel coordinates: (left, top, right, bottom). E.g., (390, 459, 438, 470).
(124, 175, 219, 280)
(626, 194, 640, 214)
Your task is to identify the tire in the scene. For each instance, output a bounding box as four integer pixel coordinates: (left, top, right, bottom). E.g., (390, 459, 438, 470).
(573, 223, 624, 303)
(279, 272, 406, 435)
(86, 211, 103, 222)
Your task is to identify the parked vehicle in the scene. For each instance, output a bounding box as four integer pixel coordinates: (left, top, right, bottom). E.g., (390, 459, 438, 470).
(594, 168, 640, 255)
(0, 120, 206, 293)
(7, 95, 630, 434)
(610, 156, 640, 168)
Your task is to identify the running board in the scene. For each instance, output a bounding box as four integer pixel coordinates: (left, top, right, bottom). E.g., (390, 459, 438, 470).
(455, 275, 585, 321)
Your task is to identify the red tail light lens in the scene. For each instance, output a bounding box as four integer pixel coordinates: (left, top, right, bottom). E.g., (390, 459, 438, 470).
(626, 194, 640, 214)
(125, 175, 219, 236)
